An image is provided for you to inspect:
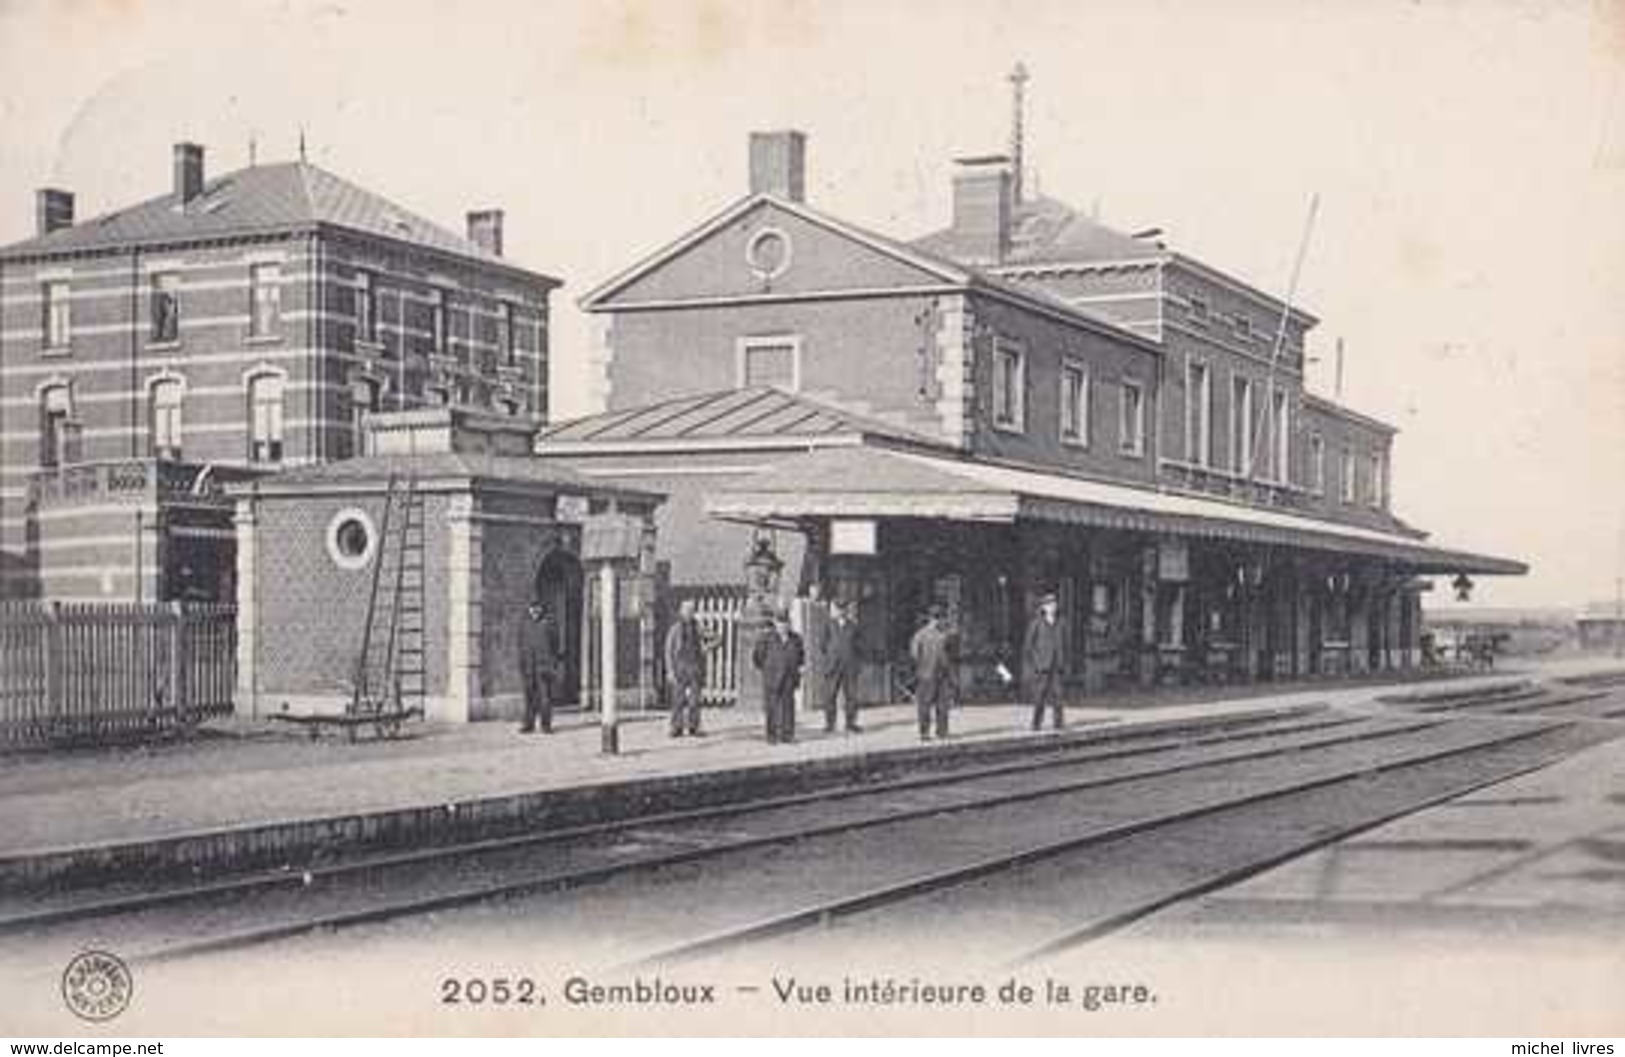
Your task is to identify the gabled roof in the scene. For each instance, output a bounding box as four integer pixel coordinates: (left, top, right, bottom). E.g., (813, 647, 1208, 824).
(1, 161, 559, 284)
(539, 385, 948, 450)
(579, 192, 1161, 353)
(579, 192, 971, 308)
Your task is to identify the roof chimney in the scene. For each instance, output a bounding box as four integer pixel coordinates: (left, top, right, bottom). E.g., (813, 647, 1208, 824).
(951, 155, 1014, 265)
(173, 142, 204, 204)
(749, 130, 806, 202)
(35, 188, 75, 236)
(466, 210, 504, 257)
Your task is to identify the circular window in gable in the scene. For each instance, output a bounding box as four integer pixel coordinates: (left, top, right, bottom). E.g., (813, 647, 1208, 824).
(745, 227, 792, 282)
(325, 507, 379, 571)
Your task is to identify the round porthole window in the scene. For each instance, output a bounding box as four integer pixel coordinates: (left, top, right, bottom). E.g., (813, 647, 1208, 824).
(745, 227, 792, 281)
(325, 507, 378, 571)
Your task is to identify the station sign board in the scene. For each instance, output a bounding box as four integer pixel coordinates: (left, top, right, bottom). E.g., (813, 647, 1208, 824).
(830, 519, 878, 555)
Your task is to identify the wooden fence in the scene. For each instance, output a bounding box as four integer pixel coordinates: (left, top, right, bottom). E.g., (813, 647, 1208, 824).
(0, 601, 236, 748)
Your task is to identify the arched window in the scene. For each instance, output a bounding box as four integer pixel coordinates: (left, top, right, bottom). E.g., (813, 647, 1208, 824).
(39, 384, 76, 468)
(247, 373, 285, 464)
(150, 379, 184, 461)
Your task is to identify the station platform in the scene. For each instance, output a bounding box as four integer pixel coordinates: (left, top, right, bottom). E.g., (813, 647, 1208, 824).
(1, 657, 1618, 895)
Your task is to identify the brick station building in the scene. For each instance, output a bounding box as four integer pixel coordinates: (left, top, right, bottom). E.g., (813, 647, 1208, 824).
(233, 407, 659, 724)
(542, 126, 1525, 702)
(0, 142, 556, 603)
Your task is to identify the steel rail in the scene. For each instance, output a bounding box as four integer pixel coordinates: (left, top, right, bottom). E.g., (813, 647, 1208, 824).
(631, 720, 1571, 968)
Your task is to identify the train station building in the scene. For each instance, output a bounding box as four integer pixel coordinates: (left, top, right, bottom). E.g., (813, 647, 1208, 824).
(0, 142, 557, 604)
(542, 124, 1525, 702)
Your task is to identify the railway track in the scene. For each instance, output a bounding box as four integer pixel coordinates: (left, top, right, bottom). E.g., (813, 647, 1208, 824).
(1, 706, 1425, 965)
(5, 677, 1618, 973)
(632, 713, 1607, 969)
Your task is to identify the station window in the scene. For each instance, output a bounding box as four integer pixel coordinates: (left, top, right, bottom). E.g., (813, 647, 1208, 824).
(1341, 446, 1357, 503)
(150, 272, 180, 344)
(992, 340, 1025, 432)
(1059, 362, 1089, 446)
(1309, 433, 1326, 495)
(1231, 376, 1254, 475)
(738, 336, 801, 391)
(42, 280, 71, 348)
(354, 271, 376, 345)
(249, 263, 281, 337)
(1119, 380, 1145, 456)
(39, 384, 76, 469)
(1186, 362, 1212, 467)
(149, 379, 184, 461)
(247, 373, 285, 464)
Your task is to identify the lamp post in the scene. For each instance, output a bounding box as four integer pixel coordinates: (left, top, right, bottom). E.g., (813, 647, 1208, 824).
(582, 510, 646, 756)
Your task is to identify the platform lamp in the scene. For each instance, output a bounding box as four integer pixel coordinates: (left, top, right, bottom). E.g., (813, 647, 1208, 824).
(1451, 573, 1473, 603)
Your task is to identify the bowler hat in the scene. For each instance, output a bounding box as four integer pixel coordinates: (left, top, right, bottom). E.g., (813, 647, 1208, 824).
(1038, 592, 1059, 607)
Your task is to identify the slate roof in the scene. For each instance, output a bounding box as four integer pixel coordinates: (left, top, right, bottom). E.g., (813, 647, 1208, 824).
(539, 385, 947, 448)
(912, 194, 1167, 268)
(1, 161, 557, 282)
(707, 446, 1527, 576)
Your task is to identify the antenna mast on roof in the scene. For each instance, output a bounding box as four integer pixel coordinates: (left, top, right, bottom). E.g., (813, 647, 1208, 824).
(298, 128, 307, 164)
(1009, 61, 1030, 204)
(1245, 192, 1320, 481)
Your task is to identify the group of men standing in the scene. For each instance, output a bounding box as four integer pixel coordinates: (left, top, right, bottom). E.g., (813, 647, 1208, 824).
(516, 590, 1073, 744)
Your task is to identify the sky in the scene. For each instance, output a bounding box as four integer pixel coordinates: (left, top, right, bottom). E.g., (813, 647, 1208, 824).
(2, 0, 1621, 611)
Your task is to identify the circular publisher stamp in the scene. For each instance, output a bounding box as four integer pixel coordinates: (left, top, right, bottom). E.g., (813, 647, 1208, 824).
(61, 950, 133, 1022)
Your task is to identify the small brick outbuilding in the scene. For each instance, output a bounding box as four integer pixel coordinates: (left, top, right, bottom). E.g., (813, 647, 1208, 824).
(230, 408, 660, 723)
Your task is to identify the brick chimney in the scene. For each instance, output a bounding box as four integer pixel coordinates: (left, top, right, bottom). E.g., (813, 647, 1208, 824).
(35, 188, 75, 236)
(749, 130, 806, 202)
(951, 155, 1014, 265)
(466, 209, 504, 257)
(173, 142, 204, 204)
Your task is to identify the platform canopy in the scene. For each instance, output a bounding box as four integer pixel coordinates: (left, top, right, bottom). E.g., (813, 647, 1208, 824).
(704, 445, 1527, 576)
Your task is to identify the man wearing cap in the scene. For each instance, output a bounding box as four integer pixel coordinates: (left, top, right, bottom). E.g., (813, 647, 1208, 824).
(910, 604, 958, 741)
(517, 600, 565, 734)
(820, 599, 863, 733)
(752, 607, 805, 744)
(1022, 592, 1067, 730)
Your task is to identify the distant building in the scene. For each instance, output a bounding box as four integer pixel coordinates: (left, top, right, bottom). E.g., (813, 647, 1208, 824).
(1577, 600, 1625, 652)
(544, 112, 1524, 700)
(1, 143, 558, 603)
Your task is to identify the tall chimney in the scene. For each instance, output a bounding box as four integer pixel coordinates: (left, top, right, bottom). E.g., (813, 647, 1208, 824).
(466, 210, 504, 257)
(173, 142, 204, 204)
(749, 130, 806, 202)
(951, 155, 1014, 265)
(35, 188, 75, 236)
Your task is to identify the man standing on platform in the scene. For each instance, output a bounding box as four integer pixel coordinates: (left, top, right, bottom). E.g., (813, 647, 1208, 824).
(910, 604, 957, 742)
(517, 599, 564, 734)
(821, 599, 863, 733)
(664, 599, 718, 738)
(753, 607, 805, 744)
(1023, 591, 1067, 731)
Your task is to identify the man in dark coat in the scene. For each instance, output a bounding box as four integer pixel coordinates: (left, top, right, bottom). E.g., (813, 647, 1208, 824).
(664, 599, 718, 738)
(910, 605, 957, 741)
(752, 608, 805, 744)
(820, 599, 863, 733)
(517, 600, 565, 734)
(1023, 592, 1066, 730)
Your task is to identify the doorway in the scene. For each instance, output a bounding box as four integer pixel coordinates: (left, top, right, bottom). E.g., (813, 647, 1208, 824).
(534, 546, 584, 706)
